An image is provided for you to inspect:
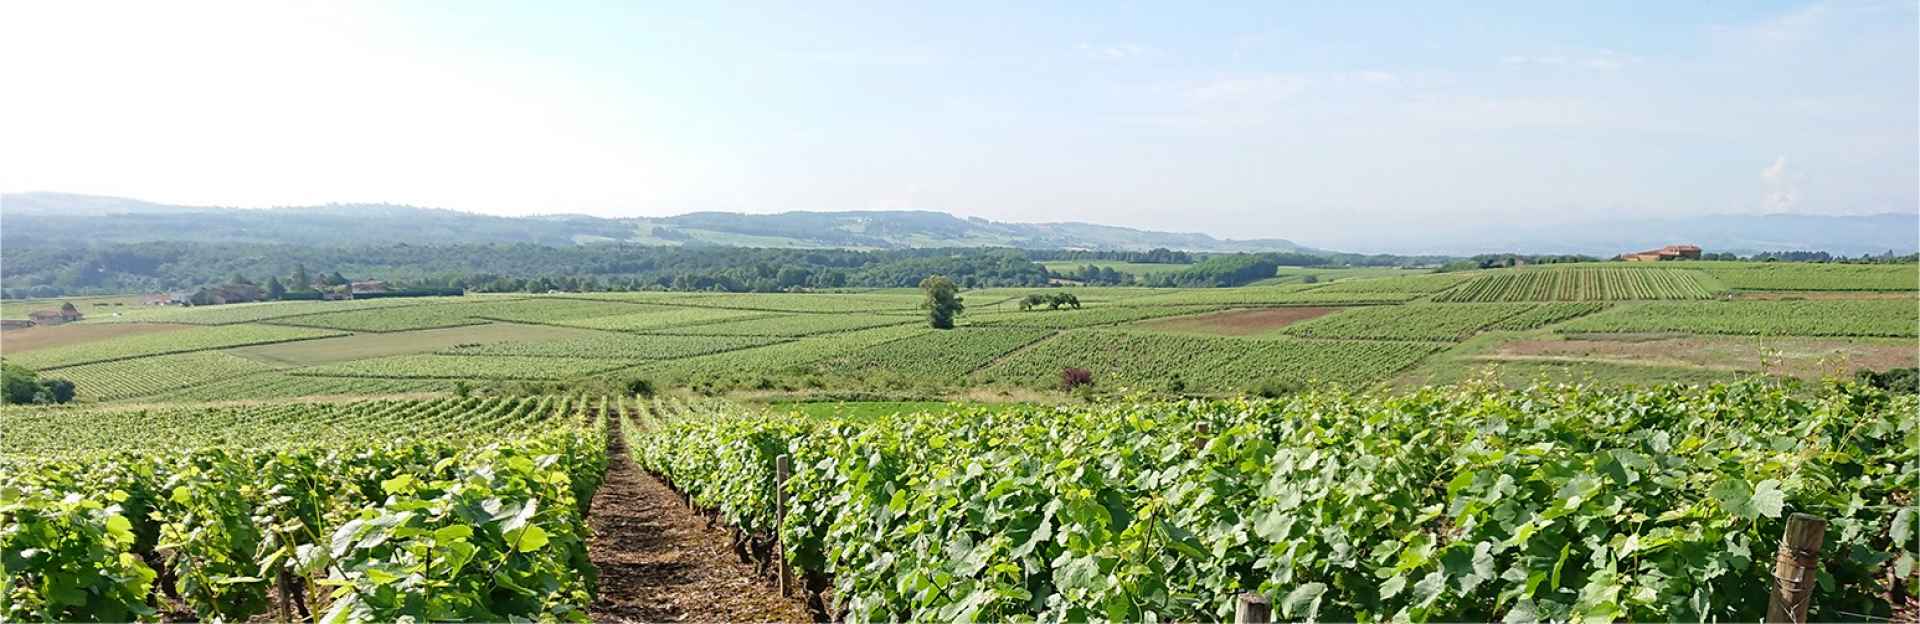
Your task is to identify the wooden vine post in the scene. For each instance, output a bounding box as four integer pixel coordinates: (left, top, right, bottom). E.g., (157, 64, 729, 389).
(1234, 592, 1271, 624)
(1766, 513, 1827, 624)
(775, 454, 792, 597)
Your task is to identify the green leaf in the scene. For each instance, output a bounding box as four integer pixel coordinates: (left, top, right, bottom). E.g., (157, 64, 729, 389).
(434, 525, 475, 542)
(1412, 570, 1447, 607)
(509, 525, 549, 552)
(1282, 582, 1326, 619)
(104, 514, 134, 544)
(1748, 479, 1785, 519)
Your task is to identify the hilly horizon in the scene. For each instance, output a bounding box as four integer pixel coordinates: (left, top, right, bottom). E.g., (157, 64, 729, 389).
(2, 191, 1913, 257)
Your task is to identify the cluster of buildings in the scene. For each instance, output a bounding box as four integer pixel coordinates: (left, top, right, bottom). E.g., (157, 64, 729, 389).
(1618, 244, 1702, 262)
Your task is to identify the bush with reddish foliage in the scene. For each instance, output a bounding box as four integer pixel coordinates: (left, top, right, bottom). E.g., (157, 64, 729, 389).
(1060, 367, 1093, 392)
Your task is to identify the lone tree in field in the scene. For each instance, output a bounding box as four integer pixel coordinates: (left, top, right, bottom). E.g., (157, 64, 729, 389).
(919, 275, 965, 329)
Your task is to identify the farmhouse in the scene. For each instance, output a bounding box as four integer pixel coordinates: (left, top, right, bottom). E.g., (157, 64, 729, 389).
(350, 280, 389, 295)
(1620, 244, 1702, 262)
(26, 308, 82, 325)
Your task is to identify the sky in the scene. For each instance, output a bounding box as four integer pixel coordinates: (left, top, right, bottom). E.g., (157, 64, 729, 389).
(3, 1, 1915, 250)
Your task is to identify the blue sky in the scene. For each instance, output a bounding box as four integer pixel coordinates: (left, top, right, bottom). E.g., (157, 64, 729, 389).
(3, 1, 1913, 250)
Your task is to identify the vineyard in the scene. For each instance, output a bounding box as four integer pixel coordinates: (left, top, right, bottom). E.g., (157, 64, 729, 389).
(1432, 268, 1722, 302)
(294, 354, 638, 380)
(58, 351, 283, 401)
(8, 324, 342, 370)
(976, 329, 1442, 391)
(632, 381, 1918, 622)
(810, 327, 1054, 380)
(1559, 300, 1920, 337)
(1281, 303, 1535, 341)
(0, 395, 615, 621)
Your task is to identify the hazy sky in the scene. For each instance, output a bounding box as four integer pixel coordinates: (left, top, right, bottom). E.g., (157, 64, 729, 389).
(4, 1, 1914, 249)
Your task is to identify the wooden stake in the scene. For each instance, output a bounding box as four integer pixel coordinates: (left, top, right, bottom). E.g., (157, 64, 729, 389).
(775, 454, 792, 597)
(276, 568, 292, 623)
(1767, 513, 1827, 624)
(1235, 592, 1270, 624)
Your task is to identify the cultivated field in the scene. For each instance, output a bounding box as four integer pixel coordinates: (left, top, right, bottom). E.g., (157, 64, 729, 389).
(4, 260, 1916, 621)
(2, 262, 1913, 402)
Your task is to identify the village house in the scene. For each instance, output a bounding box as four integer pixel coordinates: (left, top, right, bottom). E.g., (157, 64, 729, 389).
(1620, 244, 1703, 262)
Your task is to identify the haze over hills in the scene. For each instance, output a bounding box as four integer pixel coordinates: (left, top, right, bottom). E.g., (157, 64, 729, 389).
(2, 192, 1912, 257)
(0, 192, 1309, 253)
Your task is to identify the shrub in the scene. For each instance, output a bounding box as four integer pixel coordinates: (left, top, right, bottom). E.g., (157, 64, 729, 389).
(1061, 367, 1094, 392)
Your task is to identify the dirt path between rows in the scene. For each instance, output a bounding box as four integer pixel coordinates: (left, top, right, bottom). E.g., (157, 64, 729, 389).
(588, 420, 810, 623)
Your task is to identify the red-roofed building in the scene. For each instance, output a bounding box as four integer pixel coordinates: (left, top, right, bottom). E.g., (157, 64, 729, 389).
(1620, 244, 1702, 262)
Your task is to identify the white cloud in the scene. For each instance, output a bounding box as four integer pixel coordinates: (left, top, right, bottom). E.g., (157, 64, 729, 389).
(1762, 155, 1799, 213)
(1076, 43, 1152, 61)
(1500, 49, 1637, 70)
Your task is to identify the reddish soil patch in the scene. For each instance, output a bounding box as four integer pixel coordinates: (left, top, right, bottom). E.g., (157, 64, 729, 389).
(1483, 335, 1918, 380)
(589, 422, 808, 623)
(0, 322, 192, 354)
(1134, 307, 1344, 336)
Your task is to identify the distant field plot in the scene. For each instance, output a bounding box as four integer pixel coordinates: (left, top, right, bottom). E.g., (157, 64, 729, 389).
(1128, 307, 1344, 336)
(88, 298, 444, 325)
(1, 322, 192, 354)
(6, 323, 343, 369)
(1432, 268, 1721, 302)
(965, 305, 1229, 329)
(146, 371, 452, 402)
(271, 301, 503, 332)
(647, 313, 915, 337)
(550, 291, 731, 305)
(644, 324, 930, 382)
(60, 351, 282, 401)
(294, 354, 635, 379)
(228, 322, 600, 366)
(1482, 302, 1609, 331)
(976, 330, 1441, 391)
(653, 292, 925, 313)
(458, 298, 663, 324)
(1, 294, 148, 320)
(554, 307, 775, 332)
(964, 287, 1167, 310)
(1117, 286, 1415, 307)
(1692, 262, 1919, 291)
(1302, 272, 1476, 294)
(1252, 266, 1425, 286)
(1557, 300, 1919, 337)
(1039, 261, 1193, 277)
(810, 327, 1052, 379)
(443, 332, 780, 360)
(1282, 303, 1534, 341)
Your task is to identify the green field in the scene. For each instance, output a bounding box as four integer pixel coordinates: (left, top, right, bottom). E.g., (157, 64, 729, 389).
(4, 262, 1914, 404)
(5, 261, 1916, 623)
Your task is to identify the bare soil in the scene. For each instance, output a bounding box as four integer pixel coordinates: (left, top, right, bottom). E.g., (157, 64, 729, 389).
(0, 322, 193, 354)
(1480, 335, 1918, 380)
(1132, 307, 1343, 336)
(588, 422, 810, 623)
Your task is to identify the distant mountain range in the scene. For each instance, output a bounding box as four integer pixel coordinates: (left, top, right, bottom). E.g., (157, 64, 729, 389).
(0, 192, 1308, 253)
(2, 192, 1911, 256)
